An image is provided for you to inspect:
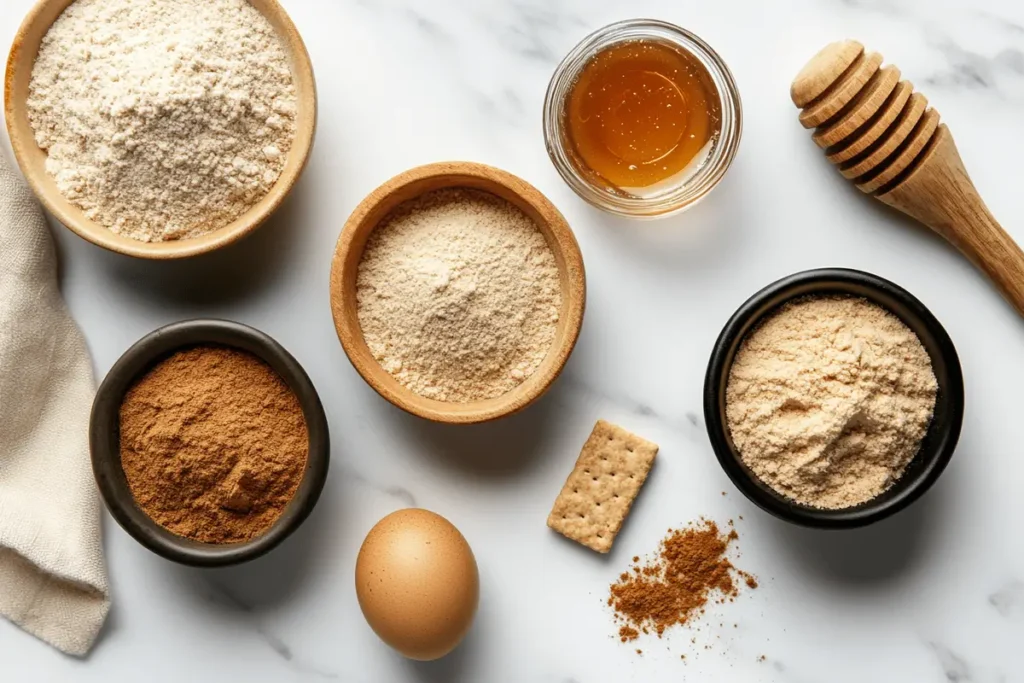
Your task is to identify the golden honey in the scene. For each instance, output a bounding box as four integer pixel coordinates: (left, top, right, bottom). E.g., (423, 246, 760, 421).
(564, 40, 722, 194)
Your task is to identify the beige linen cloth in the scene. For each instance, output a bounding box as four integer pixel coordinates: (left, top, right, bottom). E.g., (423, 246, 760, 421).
(0, 150, 109, 655)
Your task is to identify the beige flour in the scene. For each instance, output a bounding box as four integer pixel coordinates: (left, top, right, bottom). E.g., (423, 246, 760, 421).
(725, 296, 937, 509)
(356, 188, 561, 402)
(27, 0, 297, 242)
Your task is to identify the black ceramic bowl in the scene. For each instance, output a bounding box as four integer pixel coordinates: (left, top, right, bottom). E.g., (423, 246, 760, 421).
(704, 269, 964, 528)
(90, 319, 330, 566)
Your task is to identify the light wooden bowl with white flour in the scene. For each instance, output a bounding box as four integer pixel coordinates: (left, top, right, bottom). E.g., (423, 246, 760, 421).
(4, 0, 317, 259)
(330, 162, 587, 425)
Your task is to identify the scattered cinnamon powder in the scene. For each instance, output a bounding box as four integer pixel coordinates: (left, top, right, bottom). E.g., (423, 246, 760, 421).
(609, 520, 754, 643)
(120, 346, 308, 543)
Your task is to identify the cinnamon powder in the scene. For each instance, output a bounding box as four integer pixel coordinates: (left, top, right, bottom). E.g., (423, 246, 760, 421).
(609, 520, 754, 641)
(119, 346, 308, 543)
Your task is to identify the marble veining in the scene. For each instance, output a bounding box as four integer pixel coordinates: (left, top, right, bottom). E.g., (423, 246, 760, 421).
(343, 464, 419, 508)
(475, 1, 587, 64)
(201, 580, 340, 680)
(923, 35, 1024, 99)
(822, 0, 1024, 102)
(403, 6, 449, 42)
(832, 0, 907, 16)
(928, 642, 973, 682)
(977, 10, 1024, 36)
(988, 580, 1024, 618)
(559, 374, 704, 439)
(1, 0, 1023, 681)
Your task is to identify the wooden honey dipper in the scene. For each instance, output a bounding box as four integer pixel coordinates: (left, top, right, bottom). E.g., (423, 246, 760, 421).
(791, 40, 1024, 318)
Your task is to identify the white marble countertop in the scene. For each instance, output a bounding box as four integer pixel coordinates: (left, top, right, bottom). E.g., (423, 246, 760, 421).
(3, 0, 1024, 680)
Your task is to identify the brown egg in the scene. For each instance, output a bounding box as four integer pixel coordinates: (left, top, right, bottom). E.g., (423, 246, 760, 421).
(355, 508, 479, 661)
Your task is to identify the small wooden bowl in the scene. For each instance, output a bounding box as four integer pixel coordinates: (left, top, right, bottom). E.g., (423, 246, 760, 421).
(330, 162, 586, 424)
(4, 0, 317, 260)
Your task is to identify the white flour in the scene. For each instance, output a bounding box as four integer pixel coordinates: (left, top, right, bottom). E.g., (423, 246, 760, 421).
(27, 0, 297, 242)
(356, 189, 562, 403)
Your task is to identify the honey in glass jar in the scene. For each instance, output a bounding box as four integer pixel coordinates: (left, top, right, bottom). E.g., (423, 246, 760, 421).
(564, 40, 722, 196)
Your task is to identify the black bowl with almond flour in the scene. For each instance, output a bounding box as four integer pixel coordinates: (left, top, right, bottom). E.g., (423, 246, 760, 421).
(704, 268, 964, 529)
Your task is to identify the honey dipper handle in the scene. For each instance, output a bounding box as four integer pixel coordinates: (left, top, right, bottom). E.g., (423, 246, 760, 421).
(878, 125, 1024, 319)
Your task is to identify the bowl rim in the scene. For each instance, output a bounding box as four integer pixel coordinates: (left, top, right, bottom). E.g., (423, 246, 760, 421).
(90, 319, 330, 566)
(4, 0, 317, 260)
(703, 268, 964, 528)
(329, 161, 586, 424)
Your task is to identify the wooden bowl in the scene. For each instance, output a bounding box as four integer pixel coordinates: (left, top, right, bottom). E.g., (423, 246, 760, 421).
(330, 162, 586, 424)
(4, 0, 317, 260)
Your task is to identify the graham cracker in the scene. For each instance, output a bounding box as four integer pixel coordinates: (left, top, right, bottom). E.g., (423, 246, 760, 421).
(547, 420, 658, 553)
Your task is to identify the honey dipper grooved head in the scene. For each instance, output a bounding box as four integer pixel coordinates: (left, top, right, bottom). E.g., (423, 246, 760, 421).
(790, 40, 864, 107)
(798, 52, 883, 128)
(825, 81, 912, 164)
(813, 64, 901, 149)
(792, 41, 944, 194)
(793, 42, 1024, 324)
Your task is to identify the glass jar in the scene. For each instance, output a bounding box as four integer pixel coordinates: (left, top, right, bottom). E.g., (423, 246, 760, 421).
(543, 19, 743, 218)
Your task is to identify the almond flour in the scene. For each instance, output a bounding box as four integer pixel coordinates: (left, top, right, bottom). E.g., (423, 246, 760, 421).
(356, 188, 561, 403)
(725, 296, 937, 509)
(27, 0, 297, 242)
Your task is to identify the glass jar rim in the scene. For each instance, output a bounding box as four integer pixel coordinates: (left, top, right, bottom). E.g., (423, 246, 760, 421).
(543, 19, 743, 219)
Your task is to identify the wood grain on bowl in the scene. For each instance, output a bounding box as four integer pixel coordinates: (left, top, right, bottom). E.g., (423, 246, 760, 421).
(4, 0, 317, 259)
(329, 161, 586, 424)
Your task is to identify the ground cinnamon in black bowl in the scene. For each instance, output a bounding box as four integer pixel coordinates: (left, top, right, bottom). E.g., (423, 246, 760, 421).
(119, 346, 308, 544)
(610, 520, 755, 643)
